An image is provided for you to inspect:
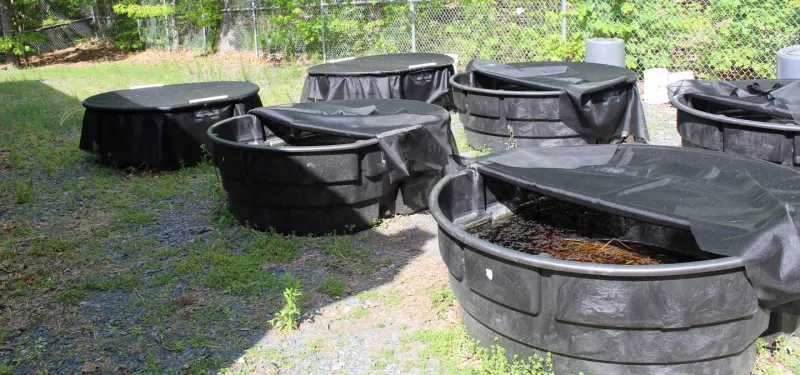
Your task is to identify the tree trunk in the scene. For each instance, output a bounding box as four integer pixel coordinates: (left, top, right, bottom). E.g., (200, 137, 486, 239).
(0, 0, 20, 68)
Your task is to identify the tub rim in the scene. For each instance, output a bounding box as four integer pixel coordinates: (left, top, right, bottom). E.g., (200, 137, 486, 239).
(670, 93, 800, 132)
(207, 114, 380, 154)
(429, 168, 746, 277)
(449, 72, 564, 98)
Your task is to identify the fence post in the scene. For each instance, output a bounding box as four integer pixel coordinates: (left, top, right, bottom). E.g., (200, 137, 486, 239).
(561, 0, 567, 40)
(251, 0, 259, 58)
(320, 0, 326, 62)
(137, 19, 142, 41)
(409, 0, 416, 52)
(202, 14, 207, 51)
(90, 6, 99, 39)
(163, 0, 171, 52)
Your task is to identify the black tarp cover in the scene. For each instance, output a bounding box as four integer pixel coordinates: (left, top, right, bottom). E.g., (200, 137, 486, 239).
(669, 79, 800, 123)
(249, 99, 456, 182)
(472, 145, 800, 313)
(80, 82, 261, 168)
(467, 60, 649, 142)
(301, 53, 455, 109)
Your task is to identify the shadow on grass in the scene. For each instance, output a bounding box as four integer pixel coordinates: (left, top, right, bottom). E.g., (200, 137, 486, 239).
(0, 79, 443, 374)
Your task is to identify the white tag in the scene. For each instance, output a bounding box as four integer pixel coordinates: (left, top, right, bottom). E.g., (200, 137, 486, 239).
(485, 269, 493, 280)
(130, 83, 164, 89)
(189, 95, 228, 104)
(329, 57, 356, 63)
(408, 62, 436, 69)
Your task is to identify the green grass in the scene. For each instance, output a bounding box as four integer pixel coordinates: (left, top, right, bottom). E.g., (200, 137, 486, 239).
(402, 325, 563, 375)
(317, 276, 347, 299)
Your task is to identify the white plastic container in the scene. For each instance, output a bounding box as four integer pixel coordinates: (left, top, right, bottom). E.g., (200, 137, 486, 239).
(778, 46, 800, 79)
(643, 68, 670, 104)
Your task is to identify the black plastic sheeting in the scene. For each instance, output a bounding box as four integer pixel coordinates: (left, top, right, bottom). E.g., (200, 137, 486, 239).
(472, 145, 800, 312)
(301, 53, 455, 109)
(249, 99, 457, 182)
(80, 82, 262, 168)
(467, 60, 648, 142)
(670, 79, 800, 123)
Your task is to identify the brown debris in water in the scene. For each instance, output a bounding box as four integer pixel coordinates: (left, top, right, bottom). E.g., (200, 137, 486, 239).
(467, 198, 693, 265)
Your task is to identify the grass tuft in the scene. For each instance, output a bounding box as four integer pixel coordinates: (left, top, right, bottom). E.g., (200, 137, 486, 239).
(317, 276, 347, 299)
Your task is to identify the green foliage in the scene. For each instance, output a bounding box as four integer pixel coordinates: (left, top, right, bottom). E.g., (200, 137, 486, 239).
(113, 4, 174, 18)
(0, 33, 43, 59)
(0, 364, 13, 375)
(317, 276, 346, 299)
(551, 0, 800, 78)
(269, 285, 302, 332)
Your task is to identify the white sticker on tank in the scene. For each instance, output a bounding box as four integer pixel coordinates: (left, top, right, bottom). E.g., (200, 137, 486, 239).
(485, 269, 493, 280)
(130, 83, 164, 89)
(189, 95, 229, 104)
(408, 62, 437, 69)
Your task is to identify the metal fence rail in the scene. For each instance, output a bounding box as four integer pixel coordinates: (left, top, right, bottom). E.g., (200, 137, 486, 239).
(22, 0, 800, 80)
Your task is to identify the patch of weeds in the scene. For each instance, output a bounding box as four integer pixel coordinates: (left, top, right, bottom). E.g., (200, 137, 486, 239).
(756, 337, 768, 357)
(270, 285, 303, 332)
(350, 306, 370, 319)
(314, 234, 372, 273)
(83, 274, 141, 291)
(184, 355, 220, 374)
(173, 236, 299, 295)
(212, 203, 239, 228)
(117, 207, 156, 225)
(54, 287, 87, 303)
(0, 364, 12, 375)
(9, 179, 34, 204)
(239, 229, 300, 263)
(403, 325, 563, 375)
(317, 276, 347, 299)
(13, 337, 46, 364)
(429, 288, 455, 317)
(773, 335, 789, 364)
(28, 236, 82, 255)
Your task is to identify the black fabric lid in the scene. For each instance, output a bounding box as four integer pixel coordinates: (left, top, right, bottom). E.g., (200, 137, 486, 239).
(669, 79, 800, 123)
(82, 81, 260, 112)
(467, 60, 638, 92)
(248, 99, 450, 139)
(306, 53, 454, 76)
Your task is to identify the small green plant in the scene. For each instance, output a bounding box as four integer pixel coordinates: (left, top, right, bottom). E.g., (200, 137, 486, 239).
(0, 364, 13, 375)
(10, 179, 34, 204)
(756, 337, 768, 357)
(317, 277, 346, 299)
(54, 288, 87, 304)
(117, 208, 156, 225)
(83, 274, 142, 292)
(773, 335, 790, 364)
(429, 288, 455, 317)
(269, 286, 302, 332)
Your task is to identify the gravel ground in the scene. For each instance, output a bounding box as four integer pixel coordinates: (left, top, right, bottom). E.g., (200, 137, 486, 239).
(643, 103, 681, 146)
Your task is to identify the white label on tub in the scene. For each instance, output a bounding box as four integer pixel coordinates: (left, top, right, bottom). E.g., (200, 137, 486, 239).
(189, 95, 229, 104)
(408, 62, 437, 69)
(130, 83, 164, 89)
(485, 269, 493, 280)
(195, 109, 220, 123)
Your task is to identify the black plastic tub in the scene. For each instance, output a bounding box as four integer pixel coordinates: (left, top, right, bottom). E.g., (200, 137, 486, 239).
(428, 145, 794, 374)
(208, 99, 454, 235)
(451, 61, 647, 151)
(671, 79, 800, 168)
(79, 81, 262, 169)
(301, 53, 455, 109)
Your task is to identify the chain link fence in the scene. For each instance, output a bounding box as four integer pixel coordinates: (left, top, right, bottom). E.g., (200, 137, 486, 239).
(26, 0, 800, 79)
